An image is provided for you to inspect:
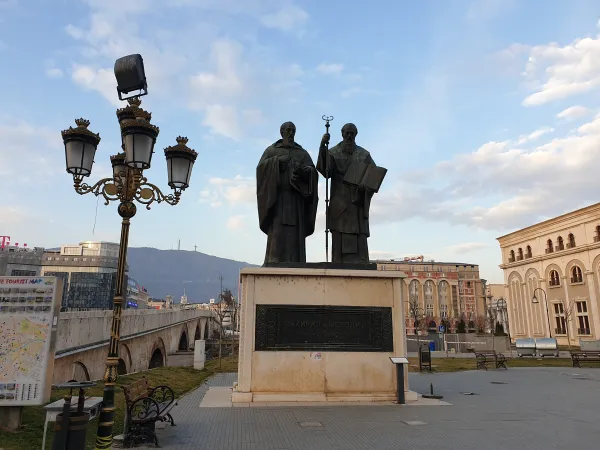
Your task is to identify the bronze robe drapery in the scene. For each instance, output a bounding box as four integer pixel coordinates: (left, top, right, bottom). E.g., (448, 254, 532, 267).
(257, 140, 319, 264)
(317, 143, 375, 264)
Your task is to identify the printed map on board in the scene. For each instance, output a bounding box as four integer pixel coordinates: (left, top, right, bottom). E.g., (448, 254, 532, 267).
(0, 315, 50, 382)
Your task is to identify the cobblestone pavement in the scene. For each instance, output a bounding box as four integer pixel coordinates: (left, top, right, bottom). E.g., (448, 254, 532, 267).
(139, 368, 600, 450)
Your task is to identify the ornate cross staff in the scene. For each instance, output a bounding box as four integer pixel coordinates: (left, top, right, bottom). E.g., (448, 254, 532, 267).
(322, 114, 333, 262)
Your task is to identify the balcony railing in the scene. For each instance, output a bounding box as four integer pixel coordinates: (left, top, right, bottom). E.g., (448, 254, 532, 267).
(508, 257, 515, 263)
(555, 245, 565, 251)
(549, 280, 561, 287)
(566, 242, 575, 249)
(517, 255, 523, 261)
(525, 252, 532, 258)
(577, 328, 591, 335)
(545, 248, 553, 254)
(594, 235, 600, 243)
(555, 328, 567, 335)
(571, 277, 583, 284)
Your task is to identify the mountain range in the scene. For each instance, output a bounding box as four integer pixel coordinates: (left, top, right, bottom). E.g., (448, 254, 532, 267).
(127, 247, 256, 302)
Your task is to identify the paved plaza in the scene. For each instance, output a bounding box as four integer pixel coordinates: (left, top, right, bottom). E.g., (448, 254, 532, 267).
(140, 368, 600, 450)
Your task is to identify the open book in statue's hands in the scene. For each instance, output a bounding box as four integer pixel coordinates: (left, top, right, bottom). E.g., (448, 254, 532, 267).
(342, 161, 387, 192)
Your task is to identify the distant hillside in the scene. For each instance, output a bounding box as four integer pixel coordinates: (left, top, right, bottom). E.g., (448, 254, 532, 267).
(127, 247, 256, 302)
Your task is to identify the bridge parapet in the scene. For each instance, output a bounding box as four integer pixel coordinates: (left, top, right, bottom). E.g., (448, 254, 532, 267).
(56, 308, 214, 352)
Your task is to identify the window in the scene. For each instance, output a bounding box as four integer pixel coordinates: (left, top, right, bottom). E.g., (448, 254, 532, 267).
(571, 266, 583, 283)
(553, 303, 567, 335)
(549, 270, 561, 286)
(556, 236, 564, 251)
(440, 304, 448, 318)
(576, 301, 591, 335)
(567, 233, 576, 248)
(546, 239, 553, 253)
(11, 270, 36, 276)
(595, 225, 600, 242)
(426, 304, 433, 316)
(525, 245, 532, 258)
(509, 250, 515, 262)
(517, 248, 523, 260)
(467, 281, 471, 288)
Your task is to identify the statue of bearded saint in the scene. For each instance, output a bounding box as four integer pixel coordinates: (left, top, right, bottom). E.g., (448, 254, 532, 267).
(256, 121, 319, 265)
(317, 123, 378, 264)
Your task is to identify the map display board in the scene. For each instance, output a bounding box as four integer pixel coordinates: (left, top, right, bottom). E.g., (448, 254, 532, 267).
(0, 276, 61, 406)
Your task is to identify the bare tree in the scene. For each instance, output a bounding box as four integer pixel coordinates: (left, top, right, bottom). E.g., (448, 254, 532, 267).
(475, 315, 486, 334)
(407, 297, 426, 346)
(559, 299, 577, 350)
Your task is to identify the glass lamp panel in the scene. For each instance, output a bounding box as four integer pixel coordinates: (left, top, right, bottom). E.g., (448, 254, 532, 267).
(124, 133, 154, 168)
(65, 140, 96, 175)
(112, 163, 127, 180)
(168, 156, 193, 188)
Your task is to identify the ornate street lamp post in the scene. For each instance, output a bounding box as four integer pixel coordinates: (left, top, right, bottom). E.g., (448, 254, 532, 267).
(60, 55, 198, 449)
(532, 287, 552, 338)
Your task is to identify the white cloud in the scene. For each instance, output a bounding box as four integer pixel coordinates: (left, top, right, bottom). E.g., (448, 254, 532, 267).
(202, 105, 242, 141)
(316, 63, 344, 75)
(45, 67, 64, 79)
(371, 113, 600, 231)
(521, 33, 600, 106)
(445, 242, 488, 254)
(226, 215, 247, 231)
(261, 3, 308, 32)
(0, 118, 63, 185)
(515, 127, 554, 145)
(556, 105, 592, 121)
(71, 65, 119, 106)
(208, 175, 255, 205)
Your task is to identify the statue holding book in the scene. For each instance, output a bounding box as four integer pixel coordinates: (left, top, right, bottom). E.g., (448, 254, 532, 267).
(317, 122, 387, 264)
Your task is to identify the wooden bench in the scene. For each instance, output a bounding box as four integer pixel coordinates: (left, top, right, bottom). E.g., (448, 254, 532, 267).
(570, 350, 600, 368)
(123, 378, 177, 448)
(475, 351, 508, 370)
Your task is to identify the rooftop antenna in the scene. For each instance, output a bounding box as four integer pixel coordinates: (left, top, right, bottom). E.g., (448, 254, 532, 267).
(178, 239, 180, 251)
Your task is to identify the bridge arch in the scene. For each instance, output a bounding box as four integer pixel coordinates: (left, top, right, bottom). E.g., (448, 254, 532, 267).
(194, 322, 201, 341)
(149, 337, 166, 369)
(178, 328, 189, 351)
(120, 343, 133, 372)
(72, 361, 90, 381)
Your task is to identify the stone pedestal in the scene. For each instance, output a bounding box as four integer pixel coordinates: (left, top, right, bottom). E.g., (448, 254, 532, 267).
(0, 406, 23, 431)
(194, 340, 206, 370)
(233, 267, 414, 403)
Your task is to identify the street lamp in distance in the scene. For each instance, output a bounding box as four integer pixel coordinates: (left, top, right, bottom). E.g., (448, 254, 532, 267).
(532, 287, 552, 338)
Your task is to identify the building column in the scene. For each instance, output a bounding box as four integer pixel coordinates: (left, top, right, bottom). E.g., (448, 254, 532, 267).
(585, 271, 600, 340)
(433, 280, 440, 319)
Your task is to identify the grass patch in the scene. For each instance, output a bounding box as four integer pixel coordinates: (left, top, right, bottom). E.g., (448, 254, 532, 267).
(0, 356, 238, 450)
(408, 356, 575, 373)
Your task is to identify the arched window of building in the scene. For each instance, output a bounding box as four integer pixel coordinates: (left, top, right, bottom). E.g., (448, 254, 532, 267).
(517, 248, 523, 260)
(549, 270, 560, 287)
(546, 239, 553, 253)
(568, 233, 576, 248)
(557, 236, 564, 251)
(526, 245, 532, 258)
(509, 250, 515, 262)
(571, 266, 583, 283)
(595, 225, 600, 242)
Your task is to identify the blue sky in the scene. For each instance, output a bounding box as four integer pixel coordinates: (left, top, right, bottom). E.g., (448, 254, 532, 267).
(2, 0, 600, 288)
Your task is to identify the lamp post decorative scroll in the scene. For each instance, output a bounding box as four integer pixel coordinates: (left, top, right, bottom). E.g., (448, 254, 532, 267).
(61, 56, 197, 449)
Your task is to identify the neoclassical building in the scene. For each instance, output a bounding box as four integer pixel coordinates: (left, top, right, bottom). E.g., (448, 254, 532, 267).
(375, 259, 485, 332)
(497, 202, 600, 345)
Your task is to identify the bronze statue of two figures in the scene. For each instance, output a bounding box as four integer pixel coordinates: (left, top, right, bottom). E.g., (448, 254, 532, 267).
(256, 121, 387, 267)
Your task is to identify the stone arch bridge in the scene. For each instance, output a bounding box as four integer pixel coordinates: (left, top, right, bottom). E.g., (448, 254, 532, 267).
(52, 308, 217, 384)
